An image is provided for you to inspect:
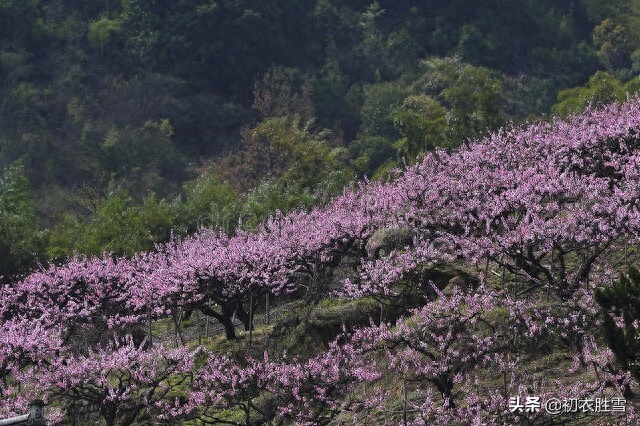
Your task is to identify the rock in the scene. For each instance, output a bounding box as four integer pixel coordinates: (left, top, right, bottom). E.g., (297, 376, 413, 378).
(365, 226, 414, 258)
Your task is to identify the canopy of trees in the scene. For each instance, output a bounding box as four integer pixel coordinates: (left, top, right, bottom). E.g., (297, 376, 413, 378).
(2, 97, 640, 424)
(1, 0, 640, 269)
(4, 2, 640, 424)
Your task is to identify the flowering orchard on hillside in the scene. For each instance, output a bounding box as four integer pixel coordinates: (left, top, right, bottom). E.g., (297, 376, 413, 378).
(3, 100, 640, 423)
(348, 102, 640, 300)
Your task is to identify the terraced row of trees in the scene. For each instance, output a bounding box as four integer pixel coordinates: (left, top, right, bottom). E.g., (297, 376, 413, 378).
(3, 100, 640, 424)
(6, 0, 640, 281)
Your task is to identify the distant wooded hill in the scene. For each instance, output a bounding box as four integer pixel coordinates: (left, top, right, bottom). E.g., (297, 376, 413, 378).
(2, 0, 640, 274)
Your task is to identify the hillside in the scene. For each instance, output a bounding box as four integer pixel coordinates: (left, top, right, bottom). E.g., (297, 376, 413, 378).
(2, 100, 640, 424)
(4, 2, 640, 425)
(4, 0, 640, 276)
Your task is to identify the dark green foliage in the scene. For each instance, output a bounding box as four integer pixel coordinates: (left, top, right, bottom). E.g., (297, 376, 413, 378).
(414, 57, 505, 145)
(350, 135, 396, 177)
(121, 0, 318, 100)
(0, 0, 638, 262)
(595, 266, 640, 381)
(239, 180, 319, 231)
(552, 71, 627, 117)
(98, 118, 186, 198)
(47, 188, 176, 259)
(180, 173, 240, 233)
(358, 81, 407, 139)
(0, 163, 44, 278)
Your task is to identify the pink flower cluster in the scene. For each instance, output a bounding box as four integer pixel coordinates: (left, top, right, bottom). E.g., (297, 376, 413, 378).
(4, 99, 640, 423)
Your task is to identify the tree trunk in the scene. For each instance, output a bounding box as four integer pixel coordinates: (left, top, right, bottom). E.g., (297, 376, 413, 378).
(199, 303, 236, 340)
(234, 299, 256, 332)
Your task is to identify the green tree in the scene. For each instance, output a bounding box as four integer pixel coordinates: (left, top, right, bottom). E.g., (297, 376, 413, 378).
(181, 173, 240, 233)
(100, 118, 185, 198)
(239, 179, 318, 231)
(417, 57, 504, 146)
(358, 81, 407, 139)
(358, 1, 387, 80)
(391, 94, 447, 159)
(250, 116, 350, 191)
(88, 16, 122, 48)
(253, 66, 315, 122)
(595, 266, 640, 390)
(213, 115, 350, 193)
(48, 188, 176, 258)
(350, 135, 395, 178)
(551, 71, 626, 117)
(208, 114, 353, 229)
(592, 18, 632, 71)
(441, 63, 503, 144)
(0, 162, 43, 278)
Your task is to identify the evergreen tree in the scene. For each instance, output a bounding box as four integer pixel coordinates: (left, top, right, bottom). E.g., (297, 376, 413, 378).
(596, 266, 640, 383)
(0, 163, 43, 278)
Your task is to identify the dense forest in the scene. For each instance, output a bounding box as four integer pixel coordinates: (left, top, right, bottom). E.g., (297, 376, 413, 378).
(4, 1, 640, 424)
(3, 0, 640, 275)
